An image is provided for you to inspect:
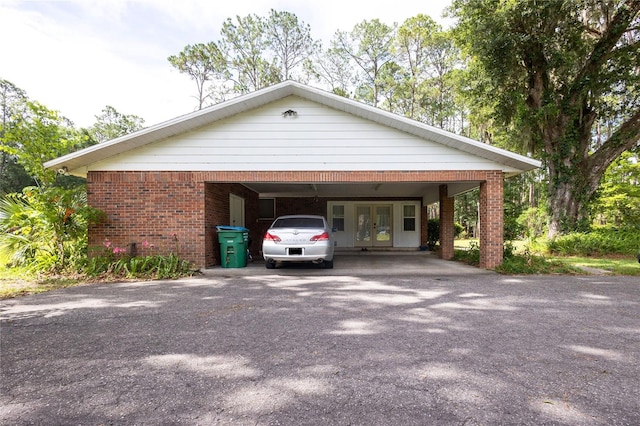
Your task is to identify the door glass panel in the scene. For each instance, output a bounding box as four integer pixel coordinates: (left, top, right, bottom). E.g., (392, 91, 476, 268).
(356, 206, 371, 242)
(375, 206, 391, 243)
(332, 205, 345, 231)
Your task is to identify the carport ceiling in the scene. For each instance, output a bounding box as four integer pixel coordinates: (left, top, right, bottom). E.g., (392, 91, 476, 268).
(241, 181, 481, 203)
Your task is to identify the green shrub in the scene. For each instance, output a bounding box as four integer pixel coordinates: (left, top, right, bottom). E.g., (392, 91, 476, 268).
(517, 207, 548, 240)
(496, 251, 578, 274)
(427, 219, 439, 249)
(86, 252, 193, 280)
(426, 219, 465, 248)
(0, 186, 103, 273)
(546, 227, 640, 256)
(454, 240, 480, 266)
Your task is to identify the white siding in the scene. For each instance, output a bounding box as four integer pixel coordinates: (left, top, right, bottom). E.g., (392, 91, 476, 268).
(88, 97, 507, 172)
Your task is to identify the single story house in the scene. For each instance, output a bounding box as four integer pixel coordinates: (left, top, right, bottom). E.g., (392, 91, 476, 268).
(45, 81, 541, 269)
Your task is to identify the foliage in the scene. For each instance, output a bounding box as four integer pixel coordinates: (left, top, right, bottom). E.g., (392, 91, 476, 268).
(516, 207, 548, 240)
(495, 249, 579, 274)
(168, 42, 229, 110)
(546, 227, 640, 257)
(453, 240, 579, 273)
(1, 79, 32, 194)
(88, 105, 145, 143)
(427, 218, 440, 249)
(454, 239, 480, 265)
(0, 185, 103, 272)
(591, 151, 640, 227)
(1, 100, 90, 185)
(333, 19, 397, 107)
(86, 240, 193, 280)
(454, 188, 478, 238)
(450, 0, 640, 236)
(169, 10, 316, 108)
(264, 9, 319, 81)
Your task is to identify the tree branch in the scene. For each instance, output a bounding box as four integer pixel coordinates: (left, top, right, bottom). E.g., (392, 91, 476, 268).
(588, 108, 640, 185)
(565, 0, 640, 108)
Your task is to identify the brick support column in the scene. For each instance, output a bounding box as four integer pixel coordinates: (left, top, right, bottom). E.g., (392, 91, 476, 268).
(421, 205, 428, 248)
(439, 184, 455, 260)
(479, 171, 504, 268)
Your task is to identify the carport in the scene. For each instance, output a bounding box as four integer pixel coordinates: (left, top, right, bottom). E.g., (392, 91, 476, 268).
(45, 81, 540, 269)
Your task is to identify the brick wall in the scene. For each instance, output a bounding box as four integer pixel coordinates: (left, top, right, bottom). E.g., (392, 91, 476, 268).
(87, 172, 262, 268)
(87, 172, 206, 267)
(439, 185, 455, 260)
(479, 171, 504, 269)
(87, 170, 504, 270)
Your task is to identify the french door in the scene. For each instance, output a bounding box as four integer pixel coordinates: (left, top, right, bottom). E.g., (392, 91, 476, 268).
(355, 205, 392, 247)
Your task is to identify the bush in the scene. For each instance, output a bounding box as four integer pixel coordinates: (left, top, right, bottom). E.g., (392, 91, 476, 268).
(426, 219, 464, 249)
(546, 227, 640, 256)
(427, 219, 439, 249)
(496, 250, 577, 274)
(0, 186, 103, 272)
(517, 207, 547, 240)
(86, 253, 193, 280)
(454, 240, 480, 266)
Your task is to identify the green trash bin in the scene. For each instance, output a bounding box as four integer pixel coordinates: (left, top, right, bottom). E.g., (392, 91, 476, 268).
(216, 226, 249, 268)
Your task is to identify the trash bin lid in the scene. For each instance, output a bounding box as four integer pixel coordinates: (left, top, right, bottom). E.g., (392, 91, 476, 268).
(216, 225, 249, 232)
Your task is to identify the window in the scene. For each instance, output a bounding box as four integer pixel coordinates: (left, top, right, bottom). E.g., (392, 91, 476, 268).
(403, 205, 416, 231)
(332, 205, 345, 231)
(259, 198, 275, 220)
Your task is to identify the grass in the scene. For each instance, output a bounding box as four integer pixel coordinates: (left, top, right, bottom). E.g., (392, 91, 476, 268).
(0, 265, 88, 299)
(454, 238, 640, 275)
(551, 255, 640, 276)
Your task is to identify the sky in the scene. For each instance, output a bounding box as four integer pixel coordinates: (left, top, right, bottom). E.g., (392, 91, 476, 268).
(0, 0, 453, 129)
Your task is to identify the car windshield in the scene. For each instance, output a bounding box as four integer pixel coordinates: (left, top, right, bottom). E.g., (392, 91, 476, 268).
(272, 217, 324, 228)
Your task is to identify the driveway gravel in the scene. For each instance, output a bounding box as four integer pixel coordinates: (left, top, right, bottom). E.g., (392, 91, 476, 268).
(1, 254, 639, 425)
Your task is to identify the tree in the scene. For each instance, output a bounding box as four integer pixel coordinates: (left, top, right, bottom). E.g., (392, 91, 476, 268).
(592, 150, 640, 226)
(334, 19, 397, 107)
(168, 42, 228, 110)
(0, 79, 34, 193)
(450, 0, 640, 236)
(308, 44, 356, 97)
(396, 15, 440, 119)
(220, 14, 281, 93)
(1, 101, 85, 186)
(89, 105, 145, 143)
(265, 9, 318, 81)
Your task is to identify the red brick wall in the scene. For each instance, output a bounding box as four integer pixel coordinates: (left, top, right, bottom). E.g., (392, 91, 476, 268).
(87, 172, 261, 268)
(87, 172, 206, 266)
(87, 170, 504, 269)
(439, 185, 455, 260)
(479, 172, 504, 268)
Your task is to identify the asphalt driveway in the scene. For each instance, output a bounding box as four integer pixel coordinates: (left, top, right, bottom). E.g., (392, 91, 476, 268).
(1, 255, 639, 425)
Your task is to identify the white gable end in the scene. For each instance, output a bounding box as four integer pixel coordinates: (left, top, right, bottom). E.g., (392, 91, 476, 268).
(90, 97, 518, 173)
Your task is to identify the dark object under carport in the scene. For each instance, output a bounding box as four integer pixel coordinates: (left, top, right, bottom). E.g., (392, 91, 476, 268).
(216, 226, 249, 268)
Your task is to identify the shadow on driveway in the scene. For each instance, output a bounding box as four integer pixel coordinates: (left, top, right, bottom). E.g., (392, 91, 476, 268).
(1, 268, 639, 425)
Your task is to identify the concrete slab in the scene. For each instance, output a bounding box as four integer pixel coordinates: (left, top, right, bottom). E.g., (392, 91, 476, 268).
(204, 251, 494, 277)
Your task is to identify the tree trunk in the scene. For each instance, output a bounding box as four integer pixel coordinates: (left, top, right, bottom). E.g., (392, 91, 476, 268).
(547, 181, 590, 238)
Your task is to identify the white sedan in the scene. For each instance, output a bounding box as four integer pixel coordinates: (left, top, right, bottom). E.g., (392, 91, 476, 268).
(262, 215, 335, 269)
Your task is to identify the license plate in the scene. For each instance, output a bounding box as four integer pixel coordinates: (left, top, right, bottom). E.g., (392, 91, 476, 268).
(288, 248, 303, 255)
